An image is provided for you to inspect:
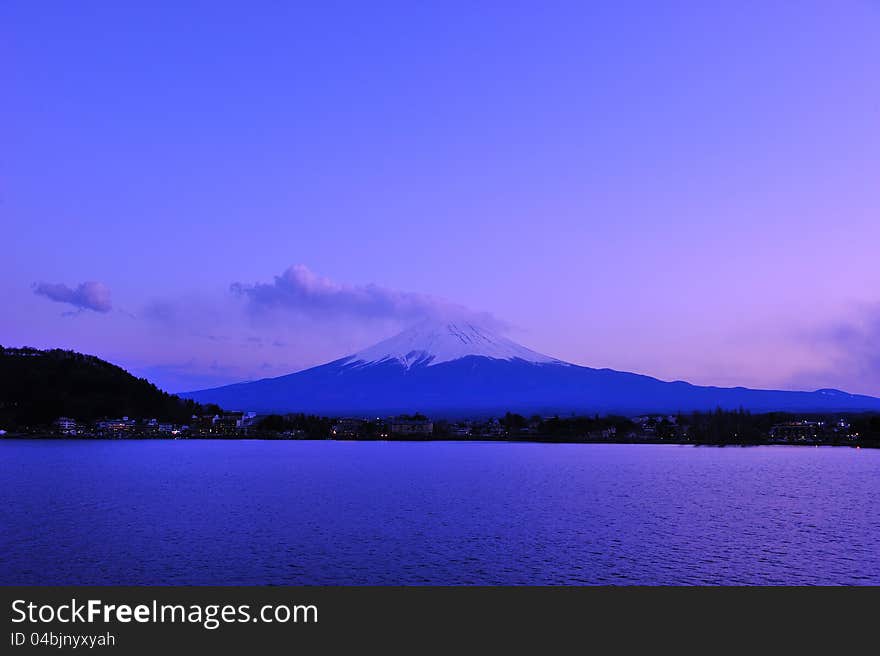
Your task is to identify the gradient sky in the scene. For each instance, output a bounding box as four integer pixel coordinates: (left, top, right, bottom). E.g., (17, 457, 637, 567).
(3, 2, 879, 394)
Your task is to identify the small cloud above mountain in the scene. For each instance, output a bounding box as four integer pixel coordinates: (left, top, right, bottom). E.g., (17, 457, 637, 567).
(231, 264, 475, 323)
(33, 280, 112, 313)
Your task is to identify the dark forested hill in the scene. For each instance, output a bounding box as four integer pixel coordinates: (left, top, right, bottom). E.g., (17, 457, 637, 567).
(0, 346, 204, 428)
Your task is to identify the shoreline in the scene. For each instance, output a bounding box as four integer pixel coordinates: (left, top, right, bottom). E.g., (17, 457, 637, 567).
(1, 435, 875, 448)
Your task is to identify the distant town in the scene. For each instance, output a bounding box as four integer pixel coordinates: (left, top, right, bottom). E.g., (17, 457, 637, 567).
(3, 346, 879, 446)
(3, 408, 879, 447)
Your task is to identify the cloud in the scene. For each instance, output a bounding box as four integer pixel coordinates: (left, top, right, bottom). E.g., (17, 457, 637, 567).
(139, 294, 234, 338)
(821, 305, 880, 383)
(231, 264, 467, 321)
(791, 302, 880, 395)
(126, 265, 509, 391)
(33, 280, 112, 313)
(132, 359, 270, 394)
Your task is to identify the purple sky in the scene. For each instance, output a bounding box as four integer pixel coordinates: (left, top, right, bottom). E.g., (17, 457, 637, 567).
(3, 2, 879, 394)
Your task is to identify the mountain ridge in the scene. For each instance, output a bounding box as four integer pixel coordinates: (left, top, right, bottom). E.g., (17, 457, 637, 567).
(182, 320, 880, 417)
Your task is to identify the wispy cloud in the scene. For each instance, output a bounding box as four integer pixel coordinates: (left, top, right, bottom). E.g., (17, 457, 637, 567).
(123, 265, 508, 390)
(131, 359, 275, 394)
(33, 281, 112, 313)
(790, 302, 880, 395)
(140, 296, 226, 329)
(820, 304, 880, 387)
(231, 264, 466, 321)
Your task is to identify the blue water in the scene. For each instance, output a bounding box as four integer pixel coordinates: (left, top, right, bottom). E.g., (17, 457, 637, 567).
(1, 440, 878, 585)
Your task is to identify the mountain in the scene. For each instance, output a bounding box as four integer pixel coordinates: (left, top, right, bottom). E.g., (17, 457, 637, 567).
(0, 346, 205, 428)
(182, 320, 880, 417)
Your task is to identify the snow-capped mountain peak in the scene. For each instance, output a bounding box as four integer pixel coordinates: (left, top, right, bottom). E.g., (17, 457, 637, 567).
(344, 319, 563, 369)
(185, 320, 880, 416)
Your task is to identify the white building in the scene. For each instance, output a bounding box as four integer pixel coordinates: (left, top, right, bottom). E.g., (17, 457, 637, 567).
(53, 417, 77, 434)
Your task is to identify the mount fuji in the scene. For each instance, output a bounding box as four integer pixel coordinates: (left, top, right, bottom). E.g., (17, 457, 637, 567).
(182, 319, 880, 416)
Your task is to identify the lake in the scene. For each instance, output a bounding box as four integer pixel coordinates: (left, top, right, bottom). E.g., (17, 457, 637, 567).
(1, 440, 878, 585)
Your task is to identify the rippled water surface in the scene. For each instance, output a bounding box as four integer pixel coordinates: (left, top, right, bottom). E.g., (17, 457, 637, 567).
(1, 440, 878, 585)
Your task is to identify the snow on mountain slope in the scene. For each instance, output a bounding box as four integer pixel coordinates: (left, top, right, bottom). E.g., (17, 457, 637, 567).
(182, 319, 880, 416)
(344, 319, 564, 368)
